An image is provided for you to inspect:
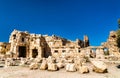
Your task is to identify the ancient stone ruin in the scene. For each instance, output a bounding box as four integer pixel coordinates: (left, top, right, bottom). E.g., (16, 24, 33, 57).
(0, 29, 120, 74)
(102, 31, 120, 56)
(0, 29, 89, 58)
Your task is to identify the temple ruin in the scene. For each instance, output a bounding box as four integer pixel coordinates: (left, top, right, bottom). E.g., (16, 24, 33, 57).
(0, 29, 120, 59)
(0, 29, 89, 58)
(1, 29, 120, 75)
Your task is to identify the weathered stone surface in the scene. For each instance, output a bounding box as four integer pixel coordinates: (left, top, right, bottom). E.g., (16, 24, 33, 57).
(74, 59, 82, 70)
(56, 62, 64, 69)
(79, 66, 89, 74)
(4, 58, 16, 67)
(91, 61, 107, 73)
(39, 61, 48, 70)
(47, 56, 56, 63)
(19, 58, 26, 66)
(102, 31, 120, 56)
(29, 63, 39, 70)
(34, 57, 42, 63)
(66, 63, 76, 72)
(67, 58, 74, 63)
(96, 48, 105, 59)
(48, 63, 58, 71)
(90, 51, 96, 58)
(0, 42, 10, 56)
(0, 29, 90, 59)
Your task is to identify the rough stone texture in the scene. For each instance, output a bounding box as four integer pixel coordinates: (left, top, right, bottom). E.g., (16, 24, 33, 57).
(89, 50, 96, 58)
(66, 63, 76, 72)
(39, 61, 48, 70)
(34, 57, 42, 63)
(29, 62, 39, 70)
(91, 61, 107, 73)
(96, 48, 104, 59)
(19, 58, 26, 66)
(47, 56, 56, 63)
(102, 31, 120, 56)
(56, 62, 64, 69)
(74, 59, 82, 70)
(66, 58, 74, 63)
(47, 63, 58, 71)
(0, 42, 10, 57)
(79, 66, 89, 74)
(4, 58, 16, 67)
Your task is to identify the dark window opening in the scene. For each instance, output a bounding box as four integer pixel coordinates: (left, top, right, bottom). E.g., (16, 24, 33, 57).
(32, 49, 38, 58)
(22, 38, 25, 42)
(54, 50, 58, 53)
(78, 50, 81, 53)
(13, 35, 16, 39)
(62, 50, 66, 53)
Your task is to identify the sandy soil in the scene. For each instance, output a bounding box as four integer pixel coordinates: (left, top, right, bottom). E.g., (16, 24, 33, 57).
(0, 64, 120, 78)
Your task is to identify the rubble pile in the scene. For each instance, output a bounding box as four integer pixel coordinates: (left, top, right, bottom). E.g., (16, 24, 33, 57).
(1, 29, 120, 74)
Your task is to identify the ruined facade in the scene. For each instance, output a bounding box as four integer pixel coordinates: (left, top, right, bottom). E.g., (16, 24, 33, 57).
(1, 29, 120, 59)
(102, 31, 120, 56)
(0, 29, 90, 58)
(0, 42, 10, 55)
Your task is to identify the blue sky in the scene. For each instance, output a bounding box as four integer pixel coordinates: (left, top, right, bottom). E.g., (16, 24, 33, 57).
(0, 0, 120, 46)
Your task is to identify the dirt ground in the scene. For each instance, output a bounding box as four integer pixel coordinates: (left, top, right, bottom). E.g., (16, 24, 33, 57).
(0, 64, 120, 78)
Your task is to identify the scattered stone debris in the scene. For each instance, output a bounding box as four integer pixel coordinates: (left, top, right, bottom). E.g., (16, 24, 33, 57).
(56, 62, 64, 69)
(39, 60, 48, 70)
(0, 29, 120, 74)
(48, 63, 58, 71)
(91, 61, 108, 73)
(78, 66, 89, 74)
(4, 58, 17, 67)
(66, 63, 77, 72)
(29, 62, 39, 70)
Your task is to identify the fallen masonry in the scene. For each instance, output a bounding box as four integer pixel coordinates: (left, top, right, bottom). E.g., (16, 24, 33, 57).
(0, 29, 120, 74)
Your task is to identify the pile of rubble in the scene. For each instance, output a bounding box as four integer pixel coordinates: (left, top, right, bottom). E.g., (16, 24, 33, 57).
(1, 55, 108, 74)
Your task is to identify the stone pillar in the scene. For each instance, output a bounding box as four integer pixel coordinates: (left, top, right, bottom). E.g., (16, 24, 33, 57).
(38, 47, 43, 58)
(15, 46, 19, 58)
(29, 49, 33, 58)
(26, 46, 29, 58)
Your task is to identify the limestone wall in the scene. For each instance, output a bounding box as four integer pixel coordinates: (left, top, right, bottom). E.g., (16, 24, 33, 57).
(102, 31, 120, 56)
(3, 29, 90, 58)
(0, 42, 10, 55)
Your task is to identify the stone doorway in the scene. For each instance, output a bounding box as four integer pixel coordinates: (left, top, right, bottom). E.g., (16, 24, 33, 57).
(32, 49, 38, 58)
(18, 46, 26, 57)
(43, 48, 50, 58)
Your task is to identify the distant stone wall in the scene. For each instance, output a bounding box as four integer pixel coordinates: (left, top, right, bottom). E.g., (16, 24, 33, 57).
(0, 42, 10, 55)
(102, 31, 120, 56)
